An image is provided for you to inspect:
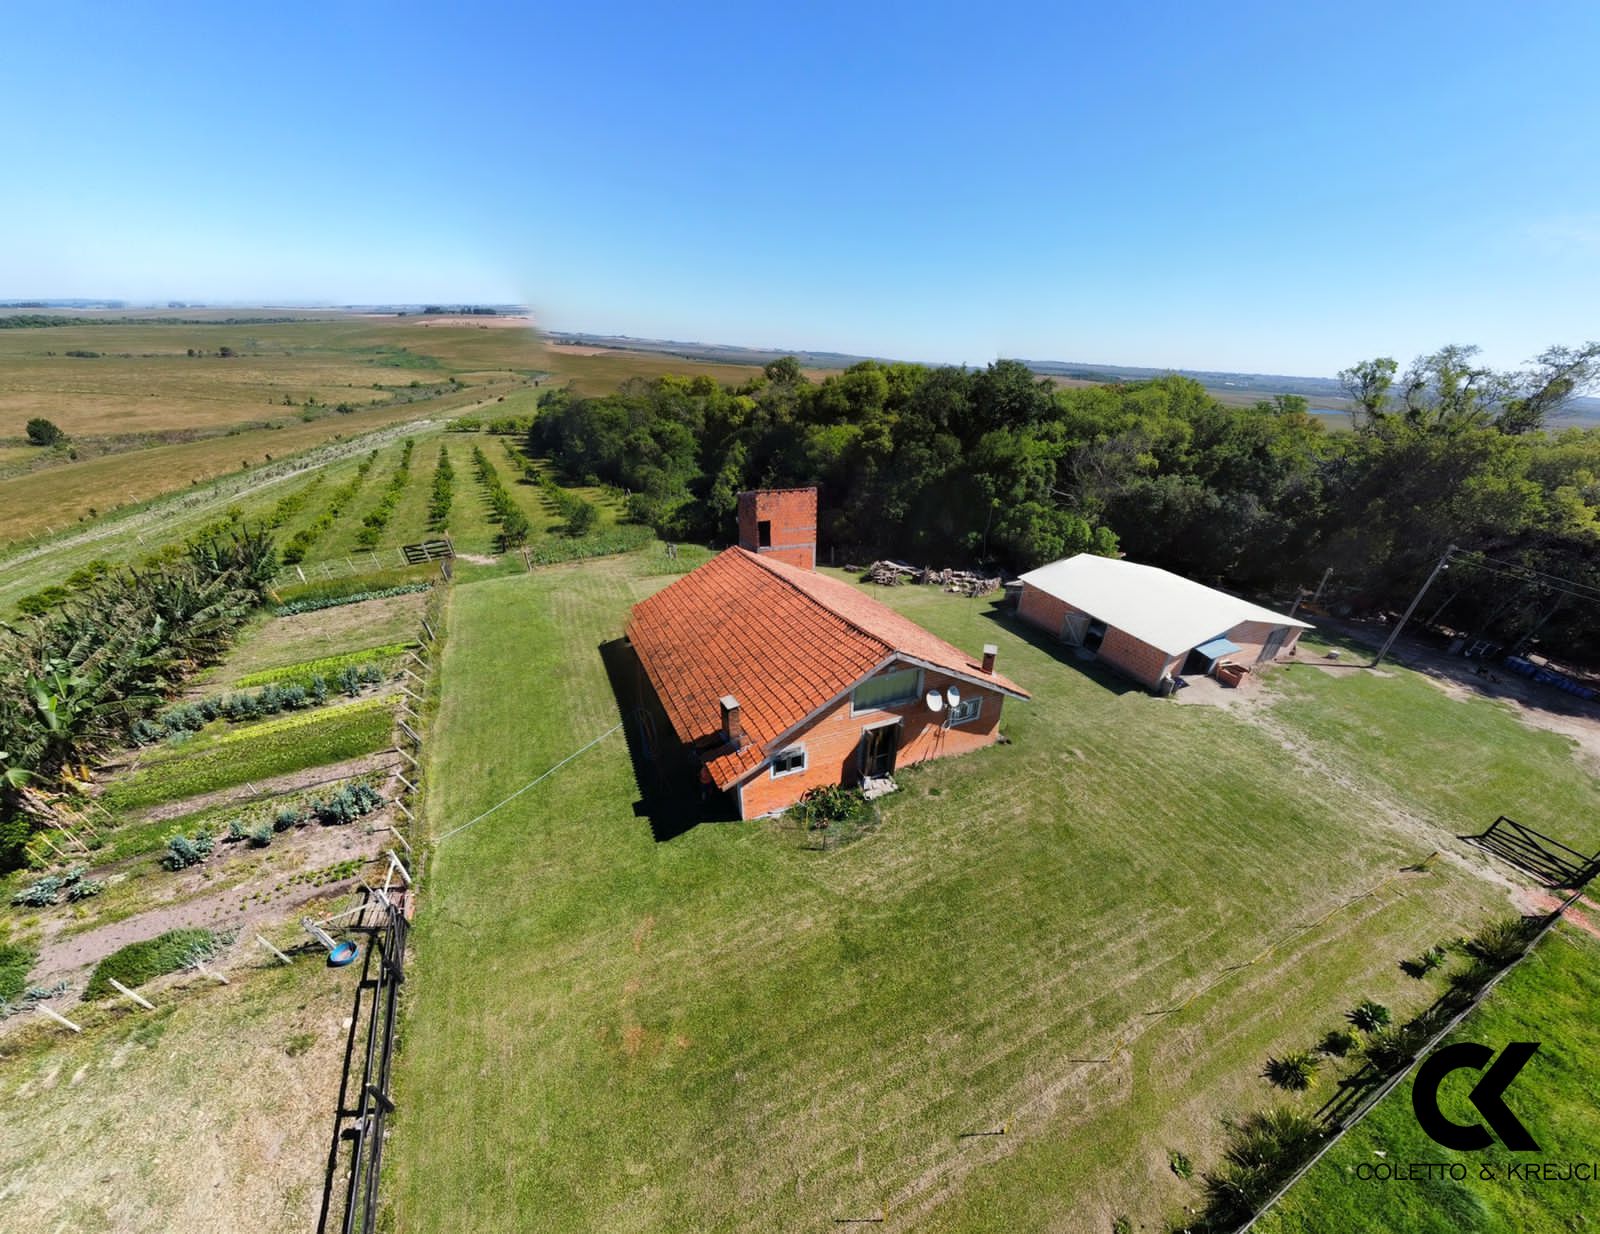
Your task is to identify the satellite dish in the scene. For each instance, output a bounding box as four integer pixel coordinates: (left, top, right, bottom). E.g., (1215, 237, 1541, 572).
(945, 684, 961, 708)
(925, 689, 944, 713)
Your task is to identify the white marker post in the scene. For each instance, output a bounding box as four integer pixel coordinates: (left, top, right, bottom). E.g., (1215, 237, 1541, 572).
(257, 935, 294, 966)
(108, 978, 154, 1009)
(39, 1005, 82, 1033)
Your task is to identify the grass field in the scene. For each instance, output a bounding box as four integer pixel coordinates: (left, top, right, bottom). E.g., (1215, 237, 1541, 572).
(0, 957, 354, 1233)
(1258, 922, 1600, 1234)
(382, 553, 1599, 1233)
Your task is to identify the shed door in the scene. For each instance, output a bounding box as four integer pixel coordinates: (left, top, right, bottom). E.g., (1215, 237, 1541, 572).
(1062, 612, 1089, 645)
(1257, 627, 1288, 665)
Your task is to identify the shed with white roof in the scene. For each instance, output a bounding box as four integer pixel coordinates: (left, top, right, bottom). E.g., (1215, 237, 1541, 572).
(1016, 554, 1312, 691)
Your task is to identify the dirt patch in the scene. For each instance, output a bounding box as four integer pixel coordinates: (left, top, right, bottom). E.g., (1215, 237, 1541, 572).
(545, 342, 613, 356)
(1171, 671, 1265, 710)
(27, 816, 389, 992)
(454, 551, 498, 565)
(1521, 890, 1600, 940)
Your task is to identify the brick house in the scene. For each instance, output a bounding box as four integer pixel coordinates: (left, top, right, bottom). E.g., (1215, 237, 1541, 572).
(1017, 554, 1311, 692)
(626, 493, 1029, 818)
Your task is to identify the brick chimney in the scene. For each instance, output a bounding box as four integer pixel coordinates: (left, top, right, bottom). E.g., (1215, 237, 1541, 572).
(737, 487, 817, 570)
(719, 695, 743, 748)
(981, 644, 998, 674)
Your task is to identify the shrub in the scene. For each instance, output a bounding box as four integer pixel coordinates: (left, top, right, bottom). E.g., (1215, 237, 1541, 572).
(1169, 1150, 1193, 1179)
(791, 784, 867, 830)
(161, 829, 215, 870)
(247, 824, 273, 848)
(64, 875, 104, 901)
(1365, 1023, 1430, 1072)
(0, 941, 36, 1003)
(26, 416, 66, 446)
(1444, 958, 1498, 1009)
(1318, 1028, 1359, 1057)
(1198, 1108, 1323, 1228)
(274, 807, 300, 832)
(428, 446, 455, 530)
(1348, 999, 1391, 1032)
(1402, 944, 1448, 978)
(12, 874, 65, 907)
(524, 525, 651, 565)
(312, 783, 385, 826)
(1466, 917, 1536, 967)
(1263, 1050, 1320, 1091)
(83, 928, 221, 999)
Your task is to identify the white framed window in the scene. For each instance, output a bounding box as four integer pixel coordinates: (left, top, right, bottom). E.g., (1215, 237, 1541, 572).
(771, 746, 807, 778)
(948, 696, 982, 726)
(851, 666, 922, 714)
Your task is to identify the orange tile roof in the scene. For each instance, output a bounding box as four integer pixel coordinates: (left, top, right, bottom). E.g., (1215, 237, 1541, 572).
(626, 548, 1028, 789)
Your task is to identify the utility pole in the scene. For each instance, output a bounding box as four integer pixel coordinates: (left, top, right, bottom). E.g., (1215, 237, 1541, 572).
(1372, 545, 1455, 668)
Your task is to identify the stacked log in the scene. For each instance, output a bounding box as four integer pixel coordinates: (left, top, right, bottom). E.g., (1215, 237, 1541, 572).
(861, 561, 1002, 596)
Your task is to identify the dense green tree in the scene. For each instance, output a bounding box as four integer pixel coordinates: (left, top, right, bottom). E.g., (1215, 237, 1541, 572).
(525, 348, 1600, 662)
(25, 417, 65, 446)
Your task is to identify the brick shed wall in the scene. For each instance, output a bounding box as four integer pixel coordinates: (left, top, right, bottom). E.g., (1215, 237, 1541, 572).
(1018, 582, 1180, 690)
(1095, 628, 1182, 690)
(736, 662, 1007, 817)
(1018, 582, 1075, 637)
(738, 488, 817, 571)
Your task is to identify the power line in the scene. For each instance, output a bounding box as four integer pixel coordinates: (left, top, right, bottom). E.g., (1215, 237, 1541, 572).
(434, 724, 622, 842)
(1450, 553, 1600, 606)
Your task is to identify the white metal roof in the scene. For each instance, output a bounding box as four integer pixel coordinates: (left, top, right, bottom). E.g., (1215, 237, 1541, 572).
(1017, 554, 1312, 657)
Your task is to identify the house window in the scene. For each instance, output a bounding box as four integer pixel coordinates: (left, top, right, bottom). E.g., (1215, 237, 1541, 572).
(771, 746, 806, 777)
(851, 666, 922, 713)
(757, 519, 772, 547)
(948, 696, 982, 726)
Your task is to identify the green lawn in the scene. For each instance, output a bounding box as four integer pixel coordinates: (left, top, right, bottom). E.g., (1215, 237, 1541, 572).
(384, 555, 1600, 1233)
(1274, 634, 1600, 853)
(1258, 922, 1600, 1234)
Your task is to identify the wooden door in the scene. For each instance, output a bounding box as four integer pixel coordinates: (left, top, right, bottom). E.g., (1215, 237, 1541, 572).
(860, 724, 898, 778)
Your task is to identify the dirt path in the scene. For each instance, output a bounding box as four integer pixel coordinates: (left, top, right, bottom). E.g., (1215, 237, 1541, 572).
(1521, 890, 1600, 940)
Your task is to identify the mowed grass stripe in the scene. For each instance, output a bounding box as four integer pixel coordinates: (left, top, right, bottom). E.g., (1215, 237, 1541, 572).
(387, 555, 1539, 1232)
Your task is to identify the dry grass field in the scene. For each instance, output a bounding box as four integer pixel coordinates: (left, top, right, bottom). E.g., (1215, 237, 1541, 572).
(0, 314, 781, 549)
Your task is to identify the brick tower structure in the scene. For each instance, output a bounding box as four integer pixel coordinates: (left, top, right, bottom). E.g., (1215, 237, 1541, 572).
(737, 487, 817, 571)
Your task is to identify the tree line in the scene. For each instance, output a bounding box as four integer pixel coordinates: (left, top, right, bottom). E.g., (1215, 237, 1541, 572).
(529, 344, 1600, 662)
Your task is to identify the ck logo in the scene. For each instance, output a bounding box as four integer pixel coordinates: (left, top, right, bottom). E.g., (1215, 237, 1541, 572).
(1412, 1042, 1541, 1151)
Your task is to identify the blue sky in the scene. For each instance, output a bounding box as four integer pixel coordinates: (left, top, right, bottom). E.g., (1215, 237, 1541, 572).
(3, 1, 1598, 375)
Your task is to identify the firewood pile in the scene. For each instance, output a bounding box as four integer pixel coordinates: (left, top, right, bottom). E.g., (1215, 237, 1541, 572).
(862, 560, 1002, 596)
